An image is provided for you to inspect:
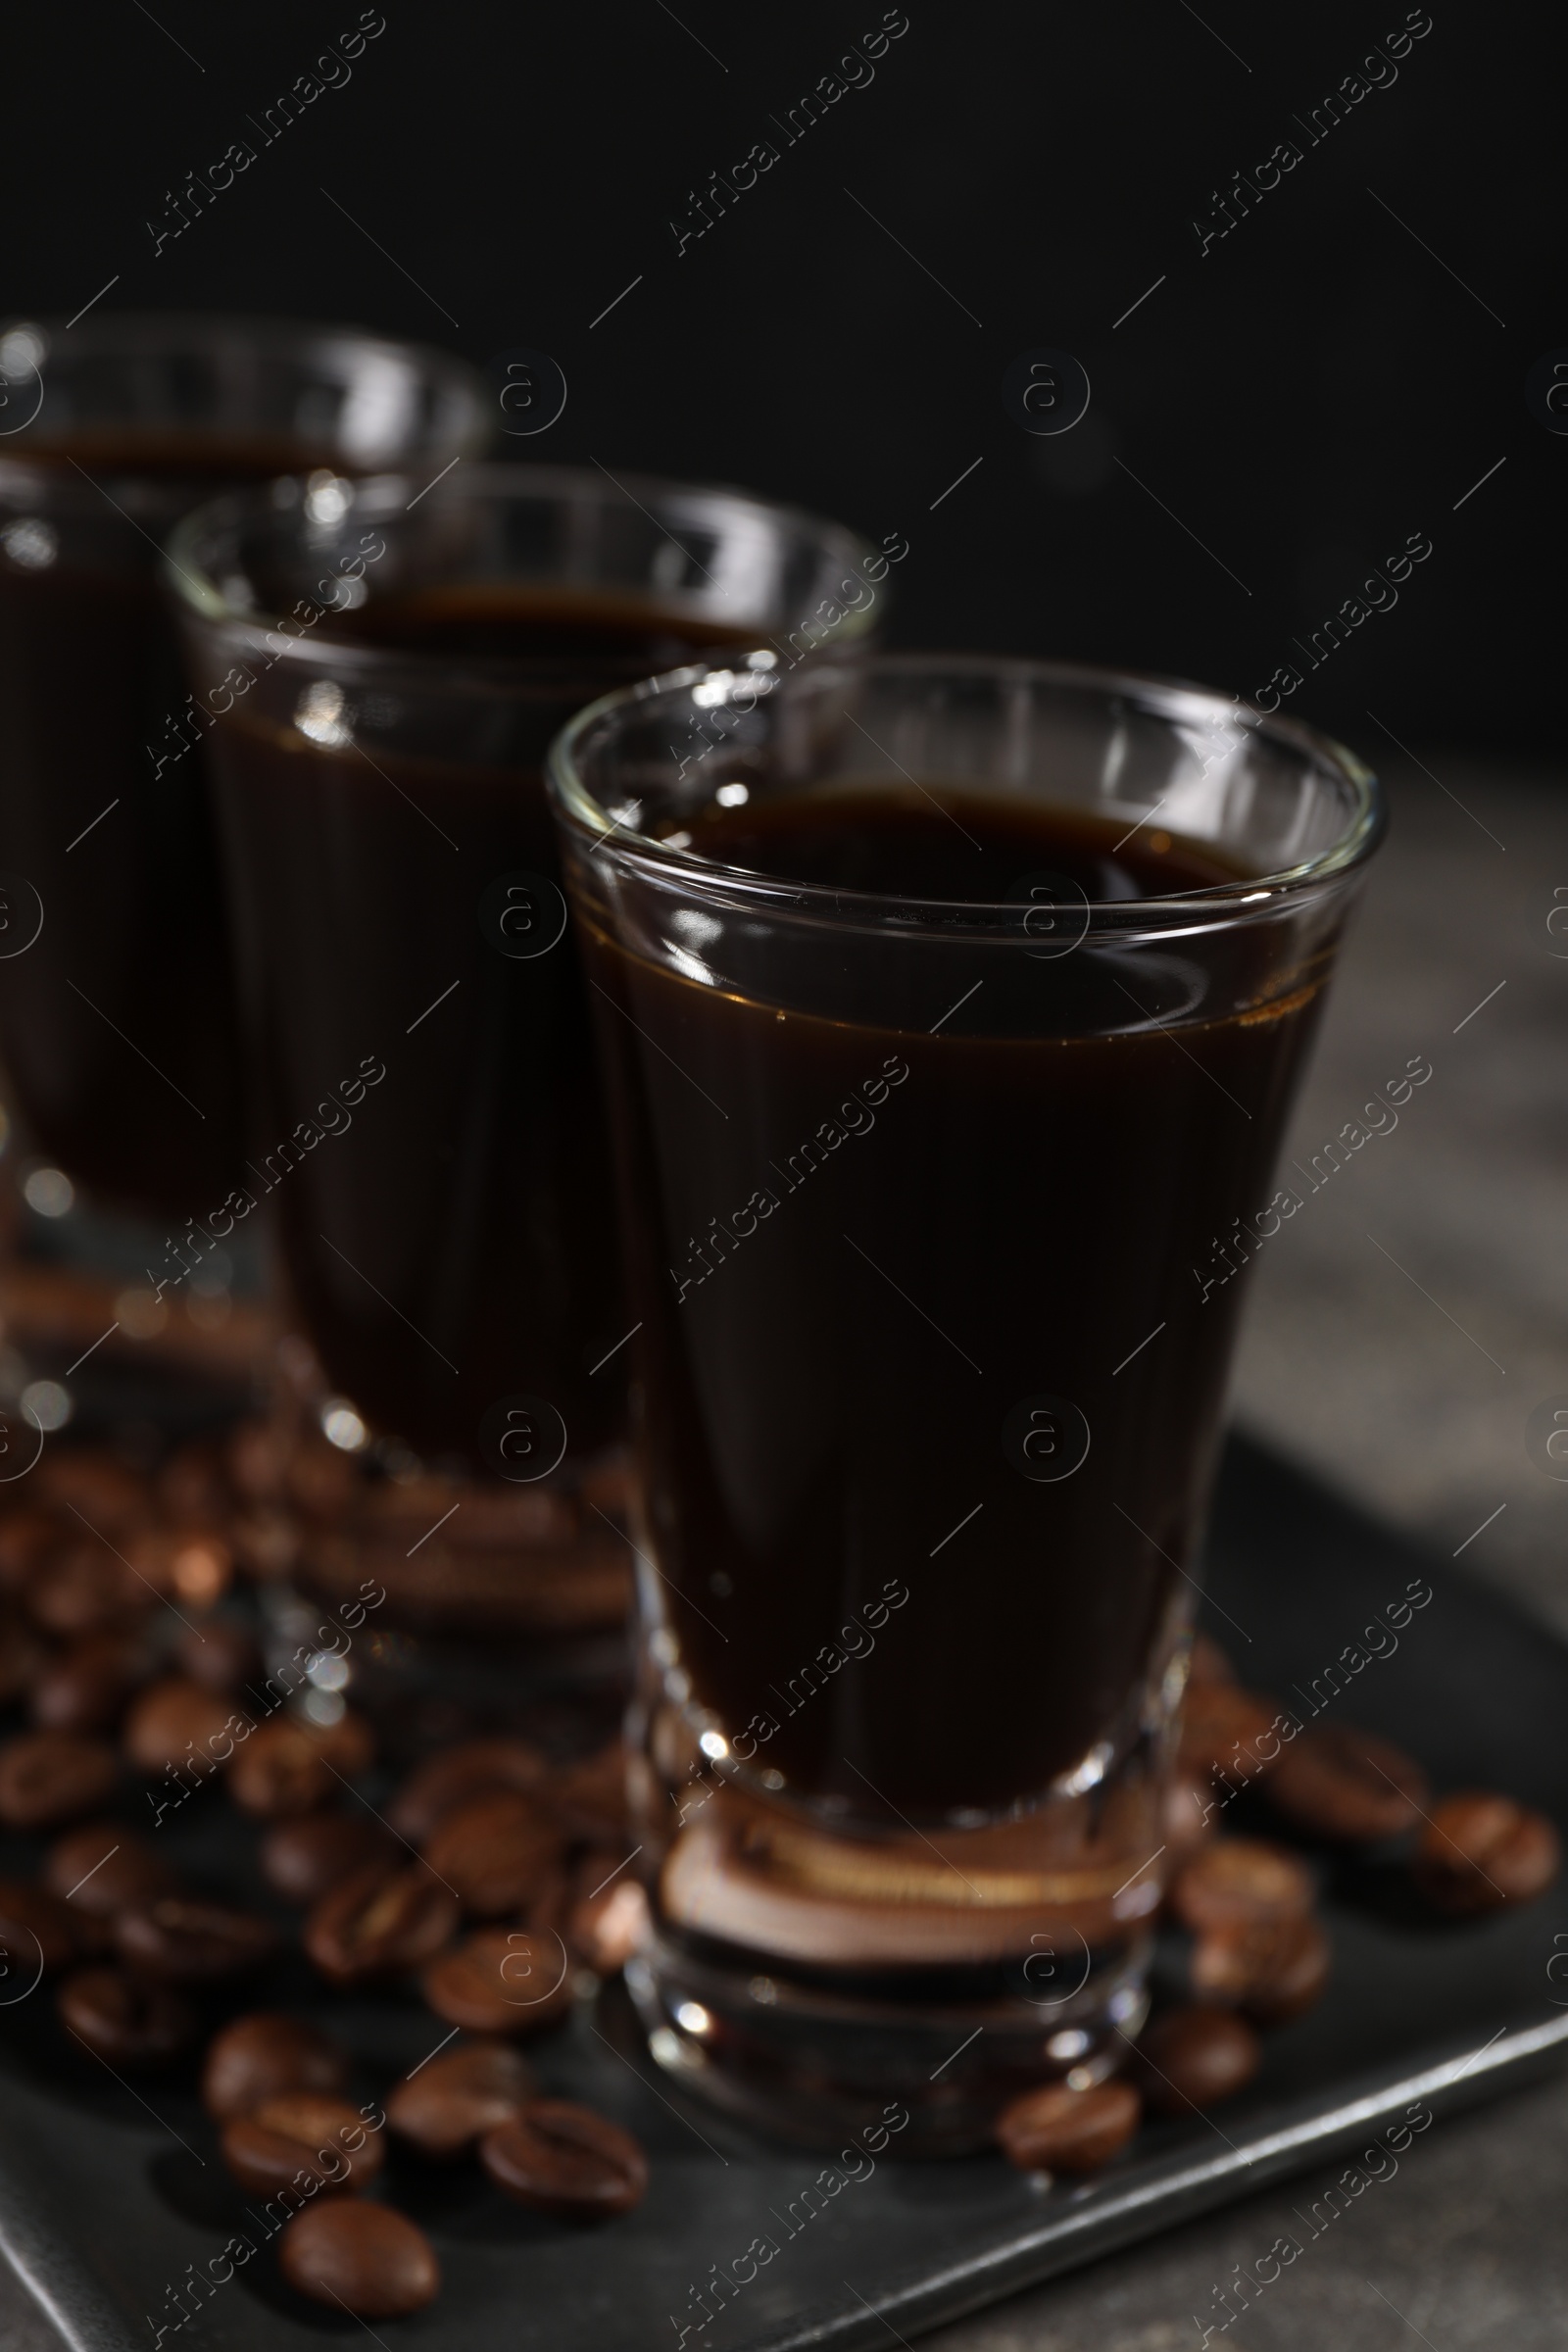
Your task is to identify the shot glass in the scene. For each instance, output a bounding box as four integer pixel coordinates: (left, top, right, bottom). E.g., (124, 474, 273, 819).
(548, 652, 1384, 2150)
(165, 467, 881, 1654)
(0, 313, 488, 1226)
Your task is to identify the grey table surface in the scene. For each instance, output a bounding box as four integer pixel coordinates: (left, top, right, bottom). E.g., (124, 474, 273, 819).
(4, 750, 1565, 2350)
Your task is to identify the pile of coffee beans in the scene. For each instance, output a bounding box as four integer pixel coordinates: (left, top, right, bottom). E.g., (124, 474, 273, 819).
(995, 1632, 1561, 2176)
(0, 1430, 651, 2321)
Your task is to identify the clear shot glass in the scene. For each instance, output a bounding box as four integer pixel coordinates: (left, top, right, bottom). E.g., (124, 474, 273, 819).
(0, 314, 488, 1225)
(548, 653, 1384, 2151)
(165, 467, 880, 1631)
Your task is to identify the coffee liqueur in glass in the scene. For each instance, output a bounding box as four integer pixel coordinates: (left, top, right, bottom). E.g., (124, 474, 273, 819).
(550, 655, 1383, 2150)
(0, 315, 487, 1223)
(168, 471, 881, 1644)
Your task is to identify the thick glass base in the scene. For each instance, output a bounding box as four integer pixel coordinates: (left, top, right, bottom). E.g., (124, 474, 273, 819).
(627, 1926, 1150, 2156)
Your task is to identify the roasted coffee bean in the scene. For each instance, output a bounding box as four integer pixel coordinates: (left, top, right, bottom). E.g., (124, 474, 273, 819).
(566, 1871, 649, 1976)
(124, 1527, 232, 1612)
(1170, 1838, 1315, 1935)
(0, 1730, 119, 1828)
(1139, 2006, 1261, 2113)
(385, 2038, 535, 2159)
(30, 1635, 147, 1733)
(123, 1678, 235, 1777)
(175, 1618, 263, 1694)
(220, 2091, 383, 2198)
(1266, 1722, 1429, 1841)
(1178, 1683, 1278, 1783)
(262, 1813, 398, 1907)
(57, 1964, 196, 2068)
(114, 1895, 278, 1983)
(387, 1737, 550, 1844)
(480, 2100, 648, 2217)
(550, 1741, 631, 1843)
(1189, 1634, 1235, 1687)
(28, 1545, 149, 1639)
(278, 2201, 439, 2319)
(44, 1823, 178, 1919)
(421, 1928, 573, 2036)
(201, 2013, 350, 2120)
(1191, 1913, 1332, 2025)
(226, 1711, 373, 1818)
(0, 1606, 48, 1705)
(305, 1863, 460, 1985)
(1412, 1791, 1562, 1916)
(422, 1790, 564, 1917)
(996, 2078, 1142, 2174)
(0, 1877, 81, 1973)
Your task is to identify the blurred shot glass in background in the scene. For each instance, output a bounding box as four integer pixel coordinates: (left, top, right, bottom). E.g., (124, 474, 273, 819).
(549, 654, 1384, 2150)
(0, 314, 488, 1422)
(168, 467, 881, 1721)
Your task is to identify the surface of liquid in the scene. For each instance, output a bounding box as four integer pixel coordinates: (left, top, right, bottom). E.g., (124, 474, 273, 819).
(206, 586, 760, 1465)
(583, 787, 1327, 1820)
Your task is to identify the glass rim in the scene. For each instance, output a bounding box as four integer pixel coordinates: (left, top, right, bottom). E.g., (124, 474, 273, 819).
(547, 650, 1386, 931)
(162, 462, 883, 685)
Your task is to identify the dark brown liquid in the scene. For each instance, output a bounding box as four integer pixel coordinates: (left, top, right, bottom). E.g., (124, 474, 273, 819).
(582, 788, 1327, 1821)
(205, 586, 757, 1466)
(0, 436, 338, 1220)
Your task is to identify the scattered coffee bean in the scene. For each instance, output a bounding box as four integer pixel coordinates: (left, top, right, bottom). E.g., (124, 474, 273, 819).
(44, 1823, 178, 1919)
(175, 1618, 263, 1694)
(202, 2013, 350, 2120)
(995, 2078, 1142, 2174)
(1139, 2006, 1261, 2113)
(30, 1635, 147, 1734)
(480, 2099, 649, 2217)
(387, 1737, 550, 1844)
(1171, 1838, 1315, 1935)
(386, 2038, 536, 2159)
(0, 1730, 119, 1828)
(122, 1678, 234, 1777)
(421, 1927, 573, 2036)
(567, 1873, 650, 1976)
(1413, 1791, 1562, 1915)
(278, 2200, 439, 2319)
(422, 1790, 564, 1917)
(226, 1712, 373, 1818)
(57, 1965, 196, 2068)
(114, 1895, 278, 1983)
(220, 2091, 383, 2198)
(1178, 1684, 1277, 1783)
(1191, 1912, 1332, 2025)
(261, 1813, 398, 1907)
(305, 1863, 460, 1985)
(1266, 1723, 1429, 1841)
(0, 1877, 82, 1972)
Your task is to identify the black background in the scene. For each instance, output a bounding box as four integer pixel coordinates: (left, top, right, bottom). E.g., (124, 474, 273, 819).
(8, 0, 1563, 761)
